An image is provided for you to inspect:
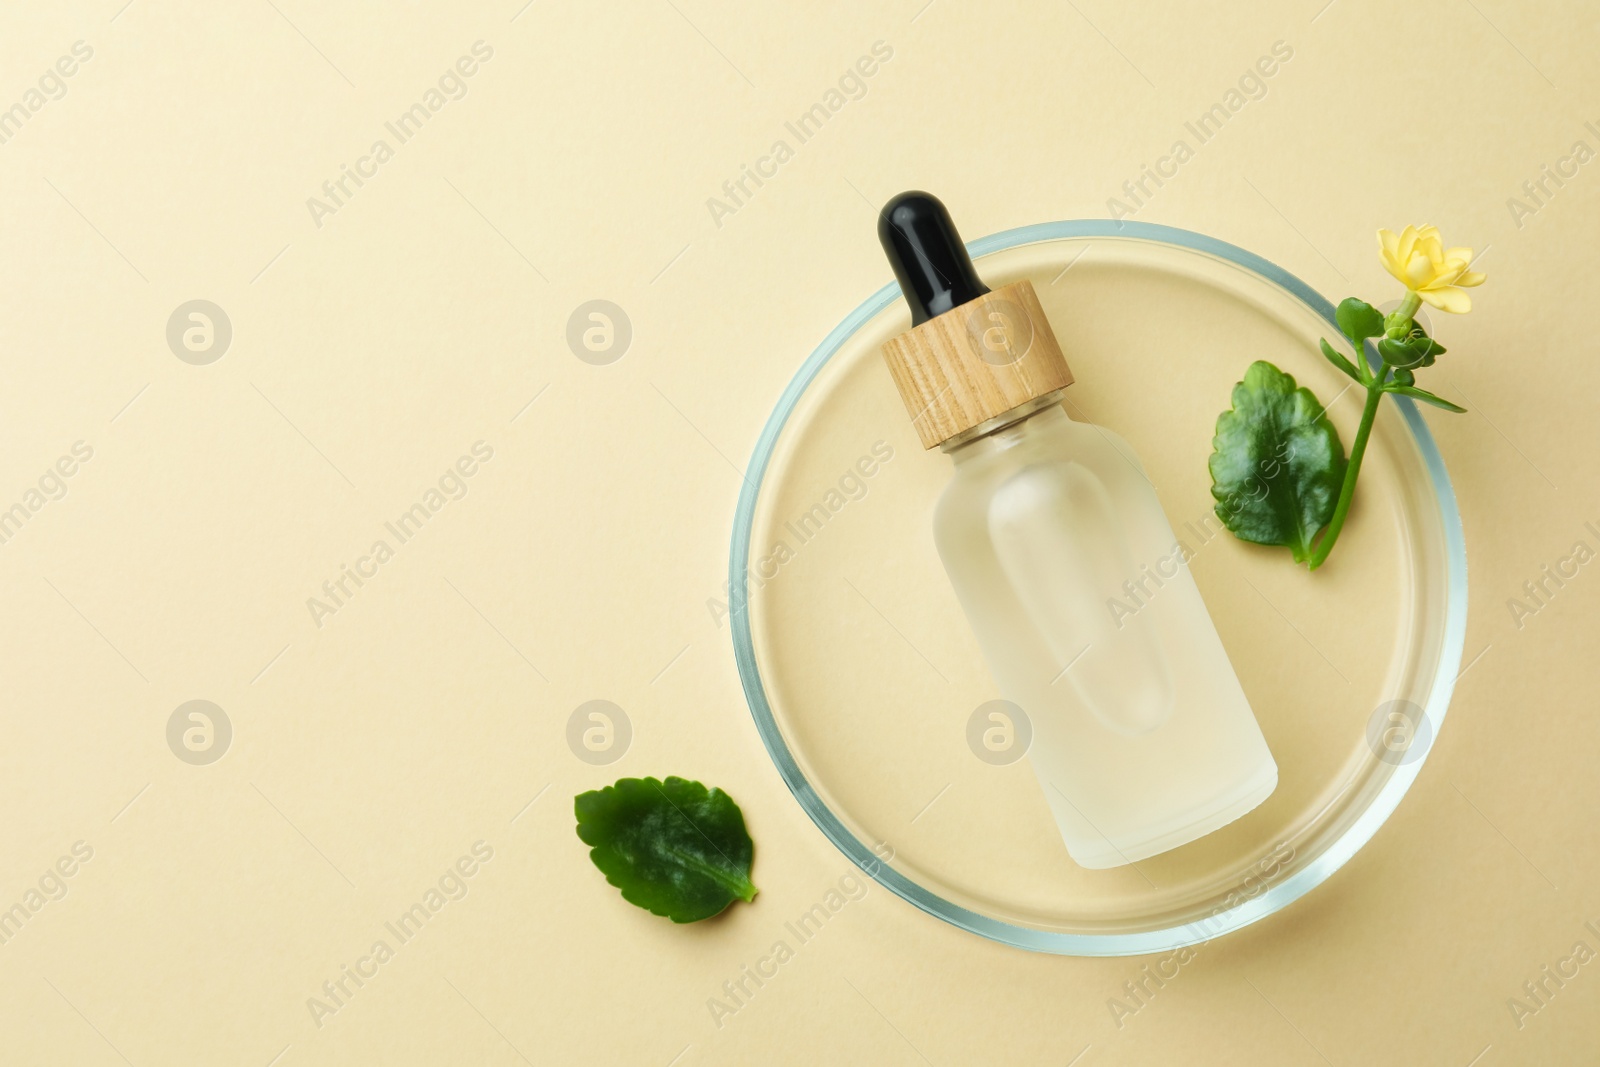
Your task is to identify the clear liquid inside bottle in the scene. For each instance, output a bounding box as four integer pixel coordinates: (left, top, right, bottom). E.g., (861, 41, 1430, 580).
(934, 399, 1277, 868)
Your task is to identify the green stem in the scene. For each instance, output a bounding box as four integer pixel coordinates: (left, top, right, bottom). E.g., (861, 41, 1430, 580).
(1385, 290, 1422, 334)
(1307, 289, 1426, 569)
(1308, 382, 1385, 570)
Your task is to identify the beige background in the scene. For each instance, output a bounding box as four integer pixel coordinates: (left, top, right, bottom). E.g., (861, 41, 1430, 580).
(0, 1, 1595, 1064)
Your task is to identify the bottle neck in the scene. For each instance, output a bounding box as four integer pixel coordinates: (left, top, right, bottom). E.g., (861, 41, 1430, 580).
(942, 390, 1070, 460)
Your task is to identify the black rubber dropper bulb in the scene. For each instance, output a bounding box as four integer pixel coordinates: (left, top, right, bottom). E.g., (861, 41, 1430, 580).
(878, 191, 990, 326)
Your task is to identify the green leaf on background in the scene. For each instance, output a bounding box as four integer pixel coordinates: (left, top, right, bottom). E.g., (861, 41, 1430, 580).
(1386, 384, 1467, 412)
(1209, 361, 1348, 564)
(1318, 338, 1362, 382)
(1335, 298, 1385, 347)
(575, 776, 757, 923)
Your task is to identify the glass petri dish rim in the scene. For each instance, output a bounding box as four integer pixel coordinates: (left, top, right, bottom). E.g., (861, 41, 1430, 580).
(729, 219, 1467, 957)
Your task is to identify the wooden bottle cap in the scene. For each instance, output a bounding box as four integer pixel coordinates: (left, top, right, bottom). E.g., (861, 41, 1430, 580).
(881, 279, 1073, 449)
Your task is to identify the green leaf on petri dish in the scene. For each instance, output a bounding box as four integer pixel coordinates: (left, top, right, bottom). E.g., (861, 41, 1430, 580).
(1208, 360, 1347, 565)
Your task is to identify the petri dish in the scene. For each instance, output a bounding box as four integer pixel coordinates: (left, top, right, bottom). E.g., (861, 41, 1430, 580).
(729, 221, 1465, 956)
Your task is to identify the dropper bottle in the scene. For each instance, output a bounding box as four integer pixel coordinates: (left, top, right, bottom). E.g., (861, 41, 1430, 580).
(878, 191, 1277, 868)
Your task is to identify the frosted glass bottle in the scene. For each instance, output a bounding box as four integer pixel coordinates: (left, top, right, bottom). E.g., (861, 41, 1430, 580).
(934, 399, 1276, 868)
(876, 191, 1276, 868)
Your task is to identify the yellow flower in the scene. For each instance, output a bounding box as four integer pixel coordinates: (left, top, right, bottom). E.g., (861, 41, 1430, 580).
(1377, 225, 1486, 313)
